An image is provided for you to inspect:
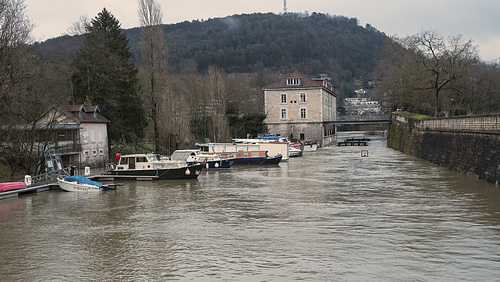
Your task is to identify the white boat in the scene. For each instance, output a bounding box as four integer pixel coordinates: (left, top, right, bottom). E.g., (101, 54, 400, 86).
(107, 153, 203, 180)
(195, 143, 282, 165)
(289, 146, 303, 157)
(170, 149, 233, 170)
(57, 176, 103, 192)
(231, 138, 290, 161)
(302, 142, 318, 152)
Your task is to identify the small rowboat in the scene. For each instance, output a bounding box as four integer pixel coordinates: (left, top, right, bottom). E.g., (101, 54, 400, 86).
(57, 175, 121, 192)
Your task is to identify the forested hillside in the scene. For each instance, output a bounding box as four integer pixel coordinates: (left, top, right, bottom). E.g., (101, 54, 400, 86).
(35, 12, 388, 86)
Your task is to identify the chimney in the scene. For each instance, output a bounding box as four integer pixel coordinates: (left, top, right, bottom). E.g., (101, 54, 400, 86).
(84, 95, 92, 106)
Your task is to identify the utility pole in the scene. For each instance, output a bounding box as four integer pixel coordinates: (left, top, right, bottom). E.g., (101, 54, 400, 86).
(283, 0, 287, 14)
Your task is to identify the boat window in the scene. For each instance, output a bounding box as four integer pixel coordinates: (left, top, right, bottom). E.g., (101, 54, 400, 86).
(171, 152, 189, 160)
(119, 158, 128, 165)
(166, 162, 182, 168)
(136, 156, 148, 163)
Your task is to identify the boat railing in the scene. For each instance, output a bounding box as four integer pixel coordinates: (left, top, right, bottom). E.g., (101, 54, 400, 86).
(106, 163, 116, 171)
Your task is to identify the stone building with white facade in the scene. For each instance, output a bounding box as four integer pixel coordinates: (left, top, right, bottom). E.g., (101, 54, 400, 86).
(263, 72, 337, 147)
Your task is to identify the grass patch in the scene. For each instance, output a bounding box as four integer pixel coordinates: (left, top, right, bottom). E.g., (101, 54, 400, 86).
(392, 111, 430, 120)
(0, 163, 26, 182)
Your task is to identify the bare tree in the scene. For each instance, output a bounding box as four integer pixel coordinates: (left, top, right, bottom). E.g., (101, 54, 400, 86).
(206, 66, 230, 142)
(0, 0, 34, 120)
(137, 0, 168, 152)
(0, 0, 44, 179)
(378, 30, 479, 116)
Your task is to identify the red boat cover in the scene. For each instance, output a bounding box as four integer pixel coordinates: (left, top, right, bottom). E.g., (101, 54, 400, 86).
(0, 182, 27, 192)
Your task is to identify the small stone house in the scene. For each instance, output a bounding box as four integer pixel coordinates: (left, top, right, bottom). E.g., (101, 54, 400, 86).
(38, 100, 110, 169)
(263, 72, 337, 146)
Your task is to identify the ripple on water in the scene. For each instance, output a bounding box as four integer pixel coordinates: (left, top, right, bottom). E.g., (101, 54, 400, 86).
(1, 133, 500, 281)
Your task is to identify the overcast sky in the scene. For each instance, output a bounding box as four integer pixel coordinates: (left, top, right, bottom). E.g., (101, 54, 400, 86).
(24, 0, 500, 61)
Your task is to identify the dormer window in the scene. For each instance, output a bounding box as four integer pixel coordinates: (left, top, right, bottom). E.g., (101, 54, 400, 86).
(286, 77, 301, 86)
(93, 105, 101, 120)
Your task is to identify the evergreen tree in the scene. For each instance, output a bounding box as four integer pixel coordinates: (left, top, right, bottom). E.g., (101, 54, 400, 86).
(71, 8, 147, 144)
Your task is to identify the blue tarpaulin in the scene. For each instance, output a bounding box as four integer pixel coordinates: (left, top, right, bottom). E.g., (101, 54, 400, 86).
(64, 175, 103, 188)
(262, 136, 281, 140)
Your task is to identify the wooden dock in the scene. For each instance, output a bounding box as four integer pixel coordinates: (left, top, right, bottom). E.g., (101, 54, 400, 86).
(0, 181, 56, 200)
(337, 138, 371, 146)
(0, 172, 125, 200)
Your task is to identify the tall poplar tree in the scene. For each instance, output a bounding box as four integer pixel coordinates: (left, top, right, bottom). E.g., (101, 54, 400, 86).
(71, 8, 147, 144)
(138, 0, 168, 152)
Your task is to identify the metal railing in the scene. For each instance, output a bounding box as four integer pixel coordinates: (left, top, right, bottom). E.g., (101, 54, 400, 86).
(335, 115, 391, 124)
(29, 167, 72, 185)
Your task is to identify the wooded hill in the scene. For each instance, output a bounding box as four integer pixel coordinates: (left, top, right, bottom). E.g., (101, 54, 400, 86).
(34, 12, 388, 86)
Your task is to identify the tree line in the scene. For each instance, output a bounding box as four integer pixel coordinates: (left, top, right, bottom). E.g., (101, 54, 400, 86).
(36, 11, 389, 88)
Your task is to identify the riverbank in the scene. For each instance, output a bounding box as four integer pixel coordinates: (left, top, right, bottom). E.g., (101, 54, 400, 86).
(388, 112, 500, 184)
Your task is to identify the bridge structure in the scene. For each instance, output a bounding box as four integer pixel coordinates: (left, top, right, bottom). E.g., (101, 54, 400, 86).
(333, 115, 391, 125)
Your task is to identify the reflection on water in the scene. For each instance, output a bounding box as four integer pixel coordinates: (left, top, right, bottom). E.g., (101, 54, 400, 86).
(1, 132, 499, 281)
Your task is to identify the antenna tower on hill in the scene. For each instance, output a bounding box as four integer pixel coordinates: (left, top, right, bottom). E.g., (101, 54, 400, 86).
(283, 0, 287, 14)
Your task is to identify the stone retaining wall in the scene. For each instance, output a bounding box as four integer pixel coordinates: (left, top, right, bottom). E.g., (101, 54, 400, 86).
(388, 113, 500, 184)
(414, 114, 500, 133)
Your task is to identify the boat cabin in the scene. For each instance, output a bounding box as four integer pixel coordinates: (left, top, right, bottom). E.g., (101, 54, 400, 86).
(170, 150, 203, 163)
(115, 154, 186, 170)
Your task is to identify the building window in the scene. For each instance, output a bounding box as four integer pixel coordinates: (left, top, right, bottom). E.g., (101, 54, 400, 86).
(84, 150, 89, 158)
(281, 93, 287, 104)
(99, 149, 104, 156)
(300, 93, 306, 103)
(82, 131, 88, 144)
(92, 150, 97, 157)
(300, 108, 306, 119)
(286, 78, 301, 85)
(281, 109, 287, 120)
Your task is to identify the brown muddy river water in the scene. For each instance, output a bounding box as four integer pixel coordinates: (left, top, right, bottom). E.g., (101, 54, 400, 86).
(1, 132, 499, 281)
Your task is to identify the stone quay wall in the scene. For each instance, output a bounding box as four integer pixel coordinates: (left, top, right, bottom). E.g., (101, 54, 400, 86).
(388, 113, 500, 184)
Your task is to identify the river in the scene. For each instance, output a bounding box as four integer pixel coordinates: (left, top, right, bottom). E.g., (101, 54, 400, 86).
(1, 132, 499, 281)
